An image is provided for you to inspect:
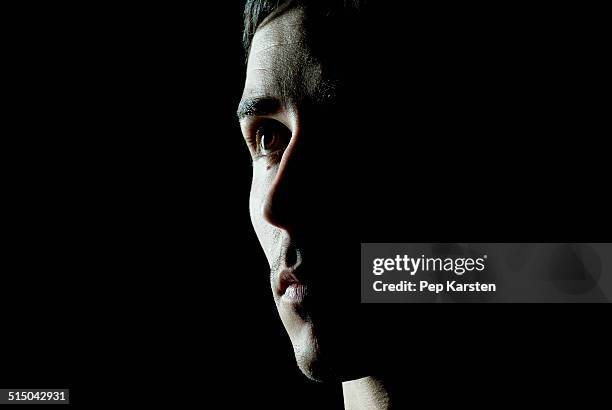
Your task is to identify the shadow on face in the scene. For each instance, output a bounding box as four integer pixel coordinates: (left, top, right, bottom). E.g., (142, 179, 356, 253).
(239, 4, 395, 381)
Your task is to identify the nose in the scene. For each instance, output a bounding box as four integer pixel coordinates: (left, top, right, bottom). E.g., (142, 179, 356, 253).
(261, 132, 303, 235)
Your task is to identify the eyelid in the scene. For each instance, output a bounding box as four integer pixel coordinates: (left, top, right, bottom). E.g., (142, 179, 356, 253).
(246, 118, 291, 162)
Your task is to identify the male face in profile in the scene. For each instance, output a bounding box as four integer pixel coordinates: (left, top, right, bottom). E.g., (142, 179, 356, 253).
(234, 0, 428, 407)
(236, 1, 396, 405)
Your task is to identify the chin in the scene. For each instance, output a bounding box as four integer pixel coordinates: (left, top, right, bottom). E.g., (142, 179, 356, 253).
(292, 336, 335, 382)
(288, 321, 369, 383)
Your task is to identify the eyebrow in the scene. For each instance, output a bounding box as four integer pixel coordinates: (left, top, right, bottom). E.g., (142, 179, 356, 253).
(236, 96, 281, 121)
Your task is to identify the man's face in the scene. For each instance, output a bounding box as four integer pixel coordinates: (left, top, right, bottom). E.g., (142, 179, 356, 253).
(238, 8, 366, 381)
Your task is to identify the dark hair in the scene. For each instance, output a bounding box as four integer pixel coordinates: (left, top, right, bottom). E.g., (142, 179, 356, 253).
(242, 0, 366, 59)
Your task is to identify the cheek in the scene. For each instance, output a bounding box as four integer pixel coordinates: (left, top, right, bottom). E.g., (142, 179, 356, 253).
(249, 178, 265, 238)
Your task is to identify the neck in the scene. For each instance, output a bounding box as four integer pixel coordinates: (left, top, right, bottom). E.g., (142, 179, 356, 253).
(342, 376, 399, 410)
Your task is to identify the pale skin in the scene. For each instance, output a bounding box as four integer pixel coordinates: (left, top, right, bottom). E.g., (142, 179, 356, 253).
(238, 8, 404, 409)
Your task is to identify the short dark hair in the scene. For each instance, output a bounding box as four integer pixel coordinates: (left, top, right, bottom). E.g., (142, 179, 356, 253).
(243, 0, 293, 54)
(242, 0, 366, 59)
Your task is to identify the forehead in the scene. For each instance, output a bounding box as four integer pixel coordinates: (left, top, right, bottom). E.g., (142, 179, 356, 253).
(243, 8, 323, 104)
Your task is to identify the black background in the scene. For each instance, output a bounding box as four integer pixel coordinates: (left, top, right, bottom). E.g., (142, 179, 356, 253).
(2, 1, 609, 408)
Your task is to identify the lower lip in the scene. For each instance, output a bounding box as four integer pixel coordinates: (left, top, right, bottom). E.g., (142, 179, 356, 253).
(281, 283, 307, 304)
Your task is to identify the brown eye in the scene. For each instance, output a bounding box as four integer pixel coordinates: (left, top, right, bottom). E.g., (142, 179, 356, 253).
(255, 122, 289, 156)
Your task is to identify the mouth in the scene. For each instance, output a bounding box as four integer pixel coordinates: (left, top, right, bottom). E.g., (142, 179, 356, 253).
(277, 268, 307, 304)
